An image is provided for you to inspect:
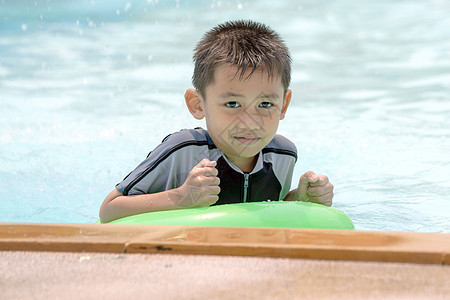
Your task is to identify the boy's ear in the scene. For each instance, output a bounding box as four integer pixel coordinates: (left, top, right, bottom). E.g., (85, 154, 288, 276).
(280, 89, 292, 120)
(185, 88, 205, 120)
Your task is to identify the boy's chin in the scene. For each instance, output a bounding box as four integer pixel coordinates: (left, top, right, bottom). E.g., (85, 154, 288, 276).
(225, 145, 262, 159)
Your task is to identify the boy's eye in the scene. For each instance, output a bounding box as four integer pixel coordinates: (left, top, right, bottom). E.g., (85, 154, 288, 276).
(225, 101, 241, 108)
(259, 102, 273, 108)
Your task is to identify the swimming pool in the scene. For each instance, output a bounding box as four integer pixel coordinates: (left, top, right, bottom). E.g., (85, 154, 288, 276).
(1, 0, 449, 232)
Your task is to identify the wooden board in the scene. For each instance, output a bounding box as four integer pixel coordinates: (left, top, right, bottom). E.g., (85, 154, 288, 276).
(0, 223, 449, 265)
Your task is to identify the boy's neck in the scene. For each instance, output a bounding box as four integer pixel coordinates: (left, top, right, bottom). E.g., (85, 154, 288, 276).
(226, 154, 258, 173)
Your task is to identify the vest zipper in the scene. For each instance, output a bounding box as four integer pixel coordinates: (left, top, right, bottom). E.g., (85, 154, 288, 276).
(243, 173, 249, 203)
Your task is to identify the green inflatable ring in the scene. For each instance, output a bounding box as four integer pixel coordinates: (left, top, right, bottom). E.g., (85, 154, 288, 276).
(106, 201, 354, 230)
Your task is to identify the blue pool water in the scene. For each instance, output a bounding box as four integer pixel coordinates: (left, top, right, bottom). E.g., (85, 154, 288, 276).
(1, 0, 449, 232)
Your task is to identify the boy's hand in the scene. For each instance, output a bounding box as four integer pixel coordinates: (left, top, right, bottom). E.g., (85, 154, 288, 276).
(176, 159, 221, 208)
(296, 171, 333, 206)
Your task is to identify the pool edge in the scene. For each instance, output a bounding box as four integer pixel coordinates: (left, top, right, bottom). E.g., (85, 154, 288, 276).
(0, 223, 449, 265)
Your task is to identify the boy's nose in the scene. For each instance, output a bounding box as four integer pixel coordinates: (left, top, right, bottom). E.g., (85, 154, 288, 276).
(237, 111, 263, 131)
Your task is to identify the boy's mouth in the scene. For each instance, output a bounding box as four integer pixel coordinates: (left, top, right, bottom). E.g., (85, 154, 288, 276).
(232, 135, 261, 145)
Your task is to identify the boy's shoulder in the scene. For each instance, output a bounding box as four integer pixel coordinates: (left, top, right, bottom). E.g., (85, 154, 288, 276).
(264, 134, 297, 157)
(143, 128, 210, 160)
(161, 127, 209, 144)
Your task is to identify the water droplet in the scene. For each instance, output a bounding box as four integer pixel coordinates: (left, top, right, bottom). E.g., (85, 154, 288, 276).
(79, 256, 91, 262)
(21, 24, 27, 31)
(124, 2, 131, 12)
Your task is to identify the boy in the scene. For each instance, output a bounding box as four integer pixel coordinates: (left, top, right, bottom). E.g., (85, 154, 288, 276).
(99, 20, 333, 223)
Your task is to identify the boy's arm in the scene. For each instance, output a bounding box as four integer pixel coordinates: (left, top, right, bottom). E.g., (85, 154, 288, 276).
(99, 188, 182, 223)
(283, 171, 333, 206)
(99, 159, 220, 223)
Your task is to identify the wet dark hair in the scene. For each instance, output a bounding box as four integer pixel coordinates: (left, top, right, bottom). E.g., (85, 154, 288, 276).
(192, 20, 291, 98)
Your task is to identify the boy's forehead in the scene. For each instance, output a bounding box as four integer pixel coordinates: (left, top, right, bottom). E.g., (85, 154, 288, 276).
(214, 64, 282, 86)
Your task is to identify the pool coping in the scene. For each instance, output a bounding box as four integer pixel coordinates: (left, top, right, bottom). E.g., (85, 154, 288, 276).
(1, 223, 449, 265)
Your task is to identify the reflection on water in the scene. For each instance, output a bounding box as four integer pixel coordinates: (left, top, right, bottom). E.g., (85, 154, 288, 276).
(1, 0, 449, 232)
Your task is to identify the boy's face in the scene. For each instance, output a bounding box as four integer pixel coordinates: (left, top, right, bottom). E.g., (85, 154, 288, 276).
(191, 64, 291, 169)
